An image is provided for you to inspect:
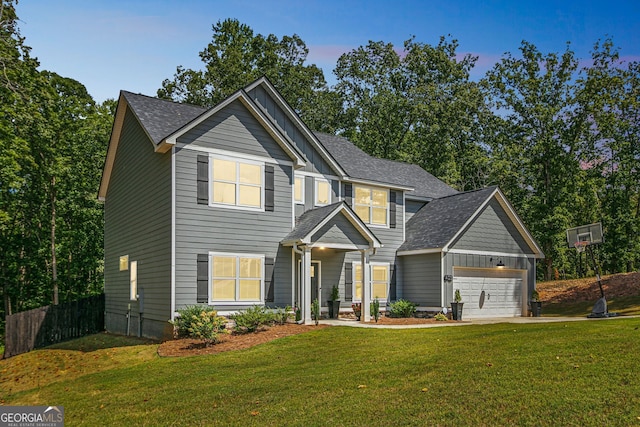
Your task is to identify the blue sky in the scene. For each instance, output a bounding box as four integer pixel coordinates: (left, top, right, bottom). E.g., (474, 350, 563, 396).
(17, 0, 640, 103)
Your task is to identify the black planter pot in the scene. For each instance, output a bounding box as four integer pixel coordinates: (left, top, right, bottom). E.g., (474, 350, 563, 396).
(327, 300, 341, 319)
(530, 301, 542, 317)
(451, 302, 464, 321)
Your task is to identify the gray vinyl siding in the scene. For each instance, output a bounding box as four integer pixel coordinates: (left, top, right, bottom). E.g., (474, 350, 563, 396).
(247, 85, 335, 175)
(311, 215, 370, 247)
(401, 253, 442, 306)
(295, 249, 347, 307)
(405, 200, 426, 223)
(104, 107, 172, 339)
(173, 110, 294, 312)
(177, 100, 292, 163)
(451, 199, 532, 254)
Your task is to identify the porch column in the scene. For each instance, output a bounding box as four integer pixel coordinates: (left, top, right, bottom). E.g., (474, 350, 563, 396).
(361, 249, 371, 322)
(302, 246, 313, 323)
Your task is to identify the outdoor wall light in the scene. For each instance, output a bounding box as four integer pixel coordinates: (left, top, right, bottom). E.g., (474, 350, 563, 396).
(496, 260, 505, 268)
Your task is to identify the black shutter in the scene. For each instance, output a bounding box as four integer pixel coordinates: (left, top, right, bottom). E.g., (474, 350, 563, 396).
(265, 165, 274, 211)
(389, 264, 397, 301)
(389, 191, 397, 228)
(265, 257, 275, 302)
(345, 263, 353, 301)
(197, 254, 209, 303)
(197, 155, 209, 205)
(344, 183, 353, 206)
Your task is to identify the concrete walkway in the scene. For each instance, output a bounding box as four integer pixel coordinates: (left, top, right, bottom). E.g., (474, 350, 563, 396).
(318, 315, 636, 329)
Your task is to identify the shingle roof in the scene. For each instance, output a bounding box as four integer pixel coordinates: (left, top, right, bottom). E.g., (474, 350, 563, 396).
(119, 90, 458, 200)
(314, 132, 458, 200)
(282, 202, 345, 243)
(122, 91, 206, 144)
(398, 186, 498, 252)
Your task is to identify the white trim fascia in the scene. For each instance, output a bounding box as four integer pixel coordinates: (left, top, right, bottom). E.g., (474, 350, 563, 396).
(162, 90, 306, 168)
(303, 204, 382, 248)
(307, 242, 369, 250)
(178, 143, 293, 167)
(446, 249, 538, 259)
(244, 77, 346, 177)
(295, 170, 341, 182)
(402, 191, 406, 243)
(343, 176, 414, 192)
(170, 147, 176, 320)
(98, 95, 128, 201)
(405, 195, 434, 203)
(397, 248, 443, 256)
(440, 251, 446, 308)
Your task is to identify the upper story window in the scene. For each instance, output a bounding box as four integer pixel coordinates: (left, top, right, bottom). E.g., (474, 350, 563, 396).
(354, 185, 388, 226)
(294, 176, 304, 204)
(315, 178, 331, 206)
(212, 157, 263, 209)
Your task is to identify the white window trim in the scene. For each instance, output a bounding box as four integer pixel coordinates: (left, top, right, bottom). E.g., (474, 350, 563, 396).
(315, 178, 331, 206)
(353, 185, 390, 228)
(209, 252, 265, 305)
(352, 261, 390, 302)
(209, 154, 265, 212)
(293, 174, 305, 205)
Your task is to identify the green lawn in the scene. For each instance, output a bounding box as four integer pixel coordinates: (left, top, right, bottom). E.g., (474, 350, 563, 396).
(542, 295, 640, 317)
(2, 320, 640, 426)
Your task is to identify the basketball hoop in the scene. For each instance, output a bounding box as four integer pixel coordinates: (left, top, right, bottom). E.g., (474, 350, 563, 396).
(574, 241, 588, 253)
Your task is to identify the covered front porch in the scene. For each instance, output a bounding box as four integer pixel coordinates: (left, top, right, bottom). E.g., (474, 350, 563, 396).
(281, 202, 382, 323)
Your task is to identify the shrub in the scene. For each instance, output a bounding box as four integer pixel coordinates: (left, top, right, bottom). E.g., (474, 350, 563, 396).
(370, 298, 381, 322)
(231, 305, 276, 333)
(434, 313, 448, 321)
(330, 286, 340, 301)
(454, 289, 462, 303)
(274, 306, 292, 325)
(311, 298, 320, 325)
(389, 299, 417, 318)
(172, 306, 228, 346)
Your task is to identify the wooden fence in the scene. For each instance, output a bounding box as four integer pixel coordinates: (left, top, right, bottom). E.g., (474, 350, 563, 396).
(3, 294, 105, 358)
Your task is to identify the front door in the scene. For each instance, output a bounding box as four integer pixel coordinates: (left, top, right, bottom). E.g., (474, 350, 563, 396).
(310, 261, 320, 303)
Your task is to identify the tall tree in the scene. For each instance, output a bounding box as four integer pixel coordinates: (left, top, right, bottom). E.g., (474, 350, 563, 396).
(334, 36, 491, 190)
(158, 18, 333, 131)
(578, 40, 640, 273)
(482, 42, 584, 280)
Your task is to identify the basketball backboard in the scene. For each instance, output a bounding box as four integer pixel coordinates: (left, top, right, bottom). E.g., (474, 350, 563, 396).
(566, 222, 603, 248)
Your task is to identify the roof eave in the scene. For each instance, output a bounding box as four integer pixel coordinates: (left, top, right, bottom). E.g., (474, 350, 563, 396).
(98, 93, 128, 201)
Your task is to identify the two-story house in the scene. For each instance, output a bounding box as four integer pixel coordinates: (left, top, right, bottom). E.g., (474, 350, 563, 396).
(99, 77, 543, 339)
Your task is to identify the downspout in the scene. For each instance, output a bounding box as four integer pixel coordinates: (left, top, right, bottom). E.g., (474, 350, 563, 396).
(292, 243, 304, 324)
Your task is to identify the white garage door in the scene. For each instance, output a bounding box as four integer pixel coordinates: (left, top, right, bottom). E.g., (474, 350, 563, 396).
(453, 268, 526, 318)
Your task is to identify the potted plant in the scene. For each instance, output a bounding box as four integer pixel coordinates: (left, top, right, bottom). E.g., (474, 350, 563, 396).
(351, 302, 361, 320)
(451, 289, 464, 321)
(530, 289, 542, 317)
(327, 285, 341, 319)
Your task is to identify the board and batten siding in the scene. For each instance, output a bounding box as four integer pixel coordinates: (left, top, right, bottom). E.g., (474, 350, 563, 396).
(104, 107, 172, 339)
(451, 198, 533, 254)
(400, 253, 442, 307)
(173, 107, 295, 312)
(248, 85, 335, 176)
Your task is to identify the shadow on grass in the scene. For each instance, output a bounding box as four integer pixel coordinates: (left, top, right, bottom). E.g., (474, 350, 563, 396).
(46, 332, 159, 352)
(542, 296, 640, 317)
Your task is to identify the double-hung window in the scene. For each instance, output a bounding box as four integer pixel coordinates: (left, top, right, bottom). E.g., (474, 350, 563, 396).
(353, 262, 389, 301)
(315, 178, 331, 206)
(211, 253, 263, 302)
(212, 156, 263, 209)
(294, 175, 304, 204)
(354, 185, 388, 226)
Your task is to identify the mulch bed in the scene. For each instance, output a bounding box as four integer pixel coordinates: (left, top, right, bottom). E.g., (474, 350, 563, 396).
(157, 316, 449, 357)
